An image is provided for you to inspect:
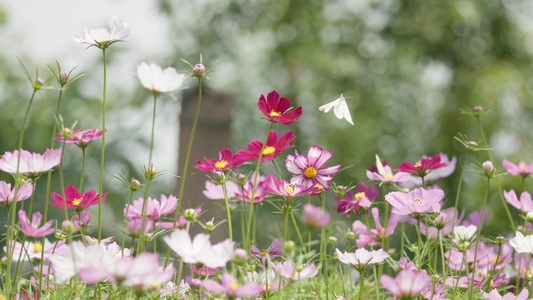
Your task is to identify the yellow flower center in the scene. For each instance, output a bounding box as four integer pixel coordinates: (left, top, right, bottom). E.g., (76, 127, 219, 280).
(304, 167, 318, 179)
(262, 146, 275, 156)
(230, 281, 239, 291)
(151, 283, 162, 290)
(492, 256, 502, 265)
(33, 241, 43, 253)
(215, 160, 228, 169)
(355, 192, 366, 201)
(284, 184, 295, 194)
(72, 198, 82, 207)
(314, 183, 324, 190)
(520, 165, 526, 170)
(261, 249, 268, 257)
(293, 271, 300, 278)
(413, 198, 423, 205)
(384, 173, 393, 179)
(269, 110, 281, 117)
(414, 162, 421, 168)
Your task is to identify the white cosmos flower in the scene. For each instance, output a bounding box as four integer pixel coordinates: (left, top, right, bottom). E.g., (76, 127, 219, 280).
(137, 62, 187, 94)
(319, 94, 354, 125)
(509, 231, 533, 254)
(75, 16, 130, 48)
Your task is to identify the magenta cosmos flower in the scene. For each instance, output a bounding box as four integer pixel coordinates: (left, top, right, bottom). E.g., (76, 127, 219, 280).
(235, 130, 296, 163)
(203, 273, 264, 298)
(385, 187, 443, 219)
(286, 146, 341, 189)
(0, 148, 61, 179)
(396, 154, 447, 178)
(0, 181, 33, 206)
(264, 174, 316, 205)
(56, 128, 104, 149)
(50, 185, 107, 211)
(502, 159, 533, 177)
(196, 148, 243, 173)
(336, 248, 389, 272)
(380, 270, 431, 300)
(336, 183, 378, 217)
(18, 210, 54, 238)
(257, 90, 302, 124)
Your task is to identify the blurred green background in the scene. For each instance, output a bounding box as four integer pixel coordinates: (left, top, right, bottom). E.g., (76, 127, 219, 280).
(1, 0, 532, 243)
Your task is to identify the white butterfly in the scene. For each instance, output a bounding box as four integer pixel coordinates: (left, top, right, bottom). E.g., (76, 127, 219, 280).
(318, 94, 354, 125)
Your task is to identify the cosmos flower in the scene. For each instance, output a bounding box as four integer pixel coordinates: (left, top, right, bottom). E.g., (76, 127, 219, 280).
(235, 130, 296, 163)
(286, 146, 340, 189)
(50, 186, 107, 211)
(503, 190, 533, 215)
(203, 273, 264, 298)
(502, 159, 533, 177)
(336, 248, 389, 272)
(509, 231, 533, 254)
(302, 204, 331, 229)
(396, 154, 447, 178)
(485, 288, 529, 300)
(0, 149, 61, 179)
(75, 16, 130, 49)
(196, 149, 243, 173)
(55, 128, 104, 149)
(203, 179, 240, 200)
(380, 270, 431, 299)
(272, 261, 318, 280)
(336, 183, 378, 217)
(319, 94, 354, 125)
(124, 194, 178, 220)
(137, 62, 187, 94)
(257, 90, 302, 124)
(7, 239, 66, 262)
(352, 207, 401, 248)
(384, 187, 444, 219)
(0, 181, 33, 206)
(264, 174, 315, 204)
(234, 173, 268, 203)
(18, 210, 54, 238)
(251, 237, 283, 266)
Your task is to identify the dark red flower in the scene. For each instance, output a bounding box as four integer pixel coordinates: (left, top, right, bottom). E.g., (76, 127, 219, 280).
(396, 154, 447, 178)
(257, 90, 302, 124)
(195, 149, 243, 173)
(235, 130, 295, 164)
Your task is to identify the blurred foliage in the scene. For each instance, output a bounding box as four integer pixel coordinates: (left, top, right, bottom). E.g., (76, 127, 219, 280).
(158, 0, 533, 235)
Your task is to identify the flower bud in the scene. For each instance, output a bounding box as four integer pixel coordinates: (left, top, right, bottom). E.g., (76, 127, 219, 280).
(62, 220, 74, 233)
(431, 274, 441, 283)
(205, 220, 215, 232)
(33, 77, 45, 90)
(335, 185, 347, 197)
(55, 230, 68, 240)
(346, 230, 356, 240)
(232, 248, 249, 264)
(130, 178, 141, 191)
(495, 236, 506, 245)
(183, 208, 197, 222)
(212, 171, 227, 185)
(59, 70, 70, 85)
(60, 128, 73, 139)
(467, 141, 478, 151)
(472, 106, 483, 116)
(235, 173, 248, 186)
(284, 240, 296, 252)
(482, 161, 495, 177)
(328, 236, 338, 245)
(192, 64, 206, 78)
(144, 165, 157, 180)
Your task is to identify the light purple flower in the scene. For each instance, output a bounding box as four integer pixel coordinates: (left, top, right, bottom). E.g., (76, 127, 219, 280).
(335, 248, 389, 271)
(137, 62, 186, 94)
(203, 273, 264, 298)
(124, 194, 178, 220)
(302, 204, 331, 229)
(251, 237, 283, 266)
(367, 155, 411, 184)
(7, 239, 65, 262)
(485, 288, 528, 300)
(286, 146, 341, 188)
(336, 183, 378, 217)
(234, 173, 269, 203)
(73, 211, 91, 231)
(502, 159, 533, 177)
(0, 181, 33, 206)
(203, 180, 240, 200)
(75, 16, 130, 49)
(163, 229, 234, 268)
(504, 190, 533, 215)
(380, 270, 431, 299)
(0, 149, 61, 179)
(352, 207, 400, 248)
(385, 187, 444, 218)
(18, 210, 54, 238)
(272, 261, 318, 280)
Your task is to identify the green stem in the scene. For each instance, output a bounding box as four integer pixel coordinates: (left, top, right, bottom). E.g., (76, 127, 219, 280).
(222, 183, 233, 242)
(417, 218, 422, 271)
(121, 190, 135, 257)
(79, 148, 86, 191)
(97, 48, 107, 242)
(58, 139, 68, 221)
(452, 154, 470, 234)
(289, 210, 304, 247)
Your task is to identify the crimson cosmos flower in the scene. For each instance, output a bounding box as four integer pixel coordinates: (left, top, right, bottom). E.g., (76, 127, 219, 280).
(257, 90, 302, 124)
(50, 185, 107, 211)
(235, 130, 295, 163)
(196, 149, 243, 173)
(395, 154, 447, 178)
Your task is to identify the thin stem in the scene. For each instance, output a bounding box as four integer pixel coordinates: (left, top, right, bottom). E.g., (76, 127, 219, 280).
(97, 48, 108, 242)
(452, 154, 470, 235)
(79, 148, 86, 191)
(121, 190, 135, 257)
(289, 210, 304, 247)
(222, 183, 233, 242)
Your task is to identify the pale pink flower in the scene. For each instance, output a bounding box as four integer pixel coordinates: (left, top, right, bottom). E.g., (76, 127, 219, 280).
(7, 239, 65, 262)
(286, 146, 340, 188)
(203, 180, 240, 200)
(75, 16, 130, 48)
(0, 181, 33, 206)
(352, 207, 400, 248)
(335, 248, 389, 271)
(18, 210, 54, 238)
(485, 288, 528, 300)
(504, 190, 533, 215)
(124, 194, 178, 220)
(203, 273, 264, 298)
(302, 204, 331, 229)
(251, 237, 283, 266)
(385, 187, 444, 218)
(380, 270, 431, 299)
(272, 261, 318, 280)
(0, 149, 61, 179)
(49, 241, 106, 283)
(502, 159, 533, 177)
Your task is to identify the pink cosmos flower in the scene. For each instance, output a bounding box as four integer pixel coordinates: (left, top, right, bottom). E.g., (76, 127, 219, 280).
(257, 90, 302, 124)
(402, 153, 457, 188)
(366, 155, 411, 184)
(396, 154, 448, 178)
(49, 241, 106, 283)
(75, 16, 130, 49)
(163, 229, 234, 268)
(235, 130, 296, 163)
(234, 174, 269, 203)
(504, 190, 533, 215)
(502, 159, 533, 177)
(336, 248, 389, 272)
(251, 237, 283, 266)
(485, 288, 529, 300)
(336, 183, 378, 217)
(203, 180, 240, 200)
(73, 211, 91, 231)
(7, 239, 65, 262)
(286, 146, 341, 189)
(196, 149, 243, 173)
(18, 210, 54, 238)
(50, 186, 107, 211)
(124, 194, 178, 220)
(190, 265, 219, 277)
(384, 187, 444, 219)
(264, 174, 316, 204)
(55, 128, 104, 149)
(272, 261, 318, 280)
(0, 181, 33, 206)
(128, 217, 154, 236)
(380, 270, 431, 299)
(203, 273, 264, 298)
(302, 204, 331, 229)
(0, 148, 61, 179)
(352, 207, 400, 248)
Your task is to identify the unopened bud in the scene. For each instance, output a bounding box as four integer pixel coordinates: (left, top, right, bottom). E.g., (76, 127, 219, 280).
(284, 240, 296, 252)
(335, 185, 347, 197)
(55, 230, 68, 240)
(183, 208, 197, 222)
(328, 236, 338, 245)
(130, 178, 141, 191)
(192, 64, 206, 78)
(62, 220, 74, 233)
(467, 141, 478, 151)
(59, 70, 69, 85)
(60, 128, 73, 139)
(472, 106, 483, 116)
(482, 161, 495, 176)
(346, 230, 356, 240)
(33, 77, 45, 90)
(205, 221, 215, 232)
(233, 248, 249, 263)
(235, 173, 247, 186)
(495, 236, 506, 245)
(431, 274, 441, 283)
